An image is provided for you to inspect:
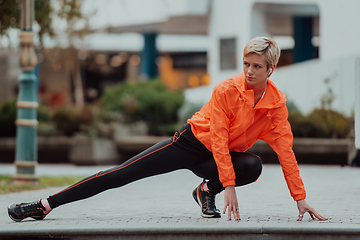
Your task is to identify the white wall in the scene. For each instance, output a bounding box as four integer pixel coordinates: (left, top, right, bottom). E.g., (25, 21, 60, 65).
(186, 0, 210, 14)
(271, 56, 357, 115)
(80, 0, 210, 30)
(318, 0, 360, 61)
(186, 0, 253, 105)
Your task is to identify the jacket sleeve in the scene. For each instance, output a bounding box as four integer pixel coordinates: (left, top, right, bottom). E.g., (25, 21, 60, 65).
(209, 86, 236, 187)
(260, 106, 306, 201)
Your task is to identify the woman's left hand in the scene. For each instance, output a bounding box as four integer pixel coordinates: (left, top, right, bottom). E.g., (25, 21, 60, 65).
(296, 199, 328, 221)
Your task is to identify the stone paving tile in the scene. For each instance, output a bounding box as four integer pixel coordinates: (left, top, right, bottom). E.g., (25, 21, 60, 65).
(0, 164, 359, 232)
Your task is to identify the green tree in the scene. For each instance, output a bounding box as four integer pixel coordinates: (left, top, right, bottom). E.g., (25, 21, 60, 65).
(55, 0, 90, 109)
(103, 79, 185, 135)
(0, 0, 54, 48)
(0, 0, 91, 108)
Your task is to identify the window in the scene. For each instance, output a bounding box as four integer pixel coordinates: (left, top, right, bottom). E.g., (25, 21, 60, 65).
(220, 38, 237, 70)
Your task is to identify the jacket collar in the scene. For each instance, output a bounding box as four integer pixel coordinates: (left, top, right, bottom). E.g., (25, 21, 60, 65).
(233, 72, 287, 109)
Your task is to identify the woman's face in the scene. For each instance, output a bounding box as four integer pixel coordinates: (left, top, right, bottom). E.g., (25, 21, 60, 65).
(243, 53, 271, 87)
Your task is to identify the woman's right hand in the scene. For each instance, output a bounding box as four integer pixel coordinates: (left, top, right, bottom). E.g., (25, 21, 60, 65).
(223, 185, 240, 221)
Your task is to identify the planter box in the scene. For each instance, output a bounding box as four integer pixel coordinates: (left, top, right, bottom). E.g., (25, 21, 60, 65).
(0, 137, 120, 165)
(116, 136, 169, 161)
(116, 137, 355, 166)
(248, 138, 355, 166)
(0, 137, 73, 163)
(69, 138, 120, 165)
(0, 137, 355, 166)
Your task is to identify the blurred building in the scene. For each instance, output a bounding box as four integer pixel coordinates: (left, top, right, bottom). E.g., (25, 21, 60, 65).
(1, 0, 359, 115)
(36, 40, 209, 108)
(47, 0, 359, 116)
(34, 0, 212, 108)
(187, 0, 359, 116)
(0, 50, 20, 103)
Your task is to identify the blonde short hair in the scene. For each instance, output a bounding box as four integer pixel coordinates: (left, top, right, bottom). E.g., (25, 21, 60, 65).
(243, 37, 281, 67)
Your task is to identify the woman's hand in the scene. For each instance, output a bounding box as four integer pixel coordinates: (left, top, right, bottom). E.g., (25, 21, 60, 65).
(223, 186, 240, 221)
(296, 199, 328, 221)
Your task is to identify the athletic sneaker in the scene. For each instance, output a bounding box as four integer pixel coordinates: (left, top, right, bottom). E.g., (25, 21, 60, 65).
(192, 181, 221, 218)
(7, 200, 51, 222)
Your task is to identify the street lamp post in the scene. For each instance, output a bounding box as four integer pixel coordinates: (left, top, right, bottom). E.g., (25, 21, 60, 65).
(12, 0, 39, 185)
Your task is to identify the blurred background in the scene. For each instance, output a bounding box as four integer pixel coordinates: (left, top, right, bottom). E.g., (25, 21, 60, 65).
(0, 0, 358, 166)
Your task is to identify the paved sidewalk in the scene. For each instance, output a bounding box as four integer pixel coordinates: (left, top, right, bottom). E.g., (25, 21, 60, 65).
(0, 163, 360, 239)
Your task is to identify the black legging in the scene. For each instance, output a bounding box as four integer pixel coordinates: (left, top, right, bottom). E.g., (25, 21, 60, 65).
(47, 124, 262, 209)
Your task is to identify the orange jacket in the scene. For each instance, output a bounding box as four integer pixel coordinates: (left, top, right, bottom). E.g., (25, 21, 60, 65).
(187, 73, 306, 201)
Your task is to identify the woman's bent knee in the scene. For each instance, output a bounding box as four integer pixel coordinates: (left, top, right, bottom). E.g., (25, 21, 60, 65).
(247, 154, 262, 173)
(231, 152, 262, 182)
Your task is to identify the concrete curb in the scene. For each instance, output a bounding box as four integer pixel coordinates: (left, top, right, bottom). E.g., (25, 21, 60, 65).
(1, 223, 360, 239)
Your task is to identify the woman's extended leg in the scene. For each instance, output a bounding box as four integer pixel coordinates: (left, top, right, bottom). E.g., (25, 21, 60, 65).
(7, 123, 261, 221)
(47, 124, 213, 209)
(7, 124, 214, 221)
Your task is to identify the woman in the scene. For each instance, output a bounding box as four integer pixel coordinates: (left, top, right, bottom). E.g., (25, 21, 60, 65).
(8, 37, 327, 222)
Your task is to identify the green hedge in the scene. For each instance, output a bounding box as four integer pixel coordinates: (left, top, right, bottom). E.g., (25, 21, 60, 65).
(0, 99, 17, 137)
(0, 98, 57, 137)
(0, 85, 352, 139)
(51, 108, 84, 137)
(102, 79, 184, 135)
(288, 109, 353, 138)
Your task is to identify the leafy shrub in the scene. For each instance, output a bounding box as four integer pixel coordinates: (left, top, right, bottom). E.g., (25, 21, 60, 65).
(288, 110, 328, 138)
(52, 108, 83, 137)
(307, 109, 353, 138)
(37, 122, 56, 136)
(37, 105, 57, 136)
(288, 109, 353, 138)
(77, 106, 119, 139)
(102, 79, 185, 135)
(51, 105, 119, 138)
(286, 100, 299, 112)
(0, 99, 58, 137)
(177, 101, 203, 125)
(0, 98, 119, 138)
(0, 99, 17, 137)
(37, 105, 52, 123)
